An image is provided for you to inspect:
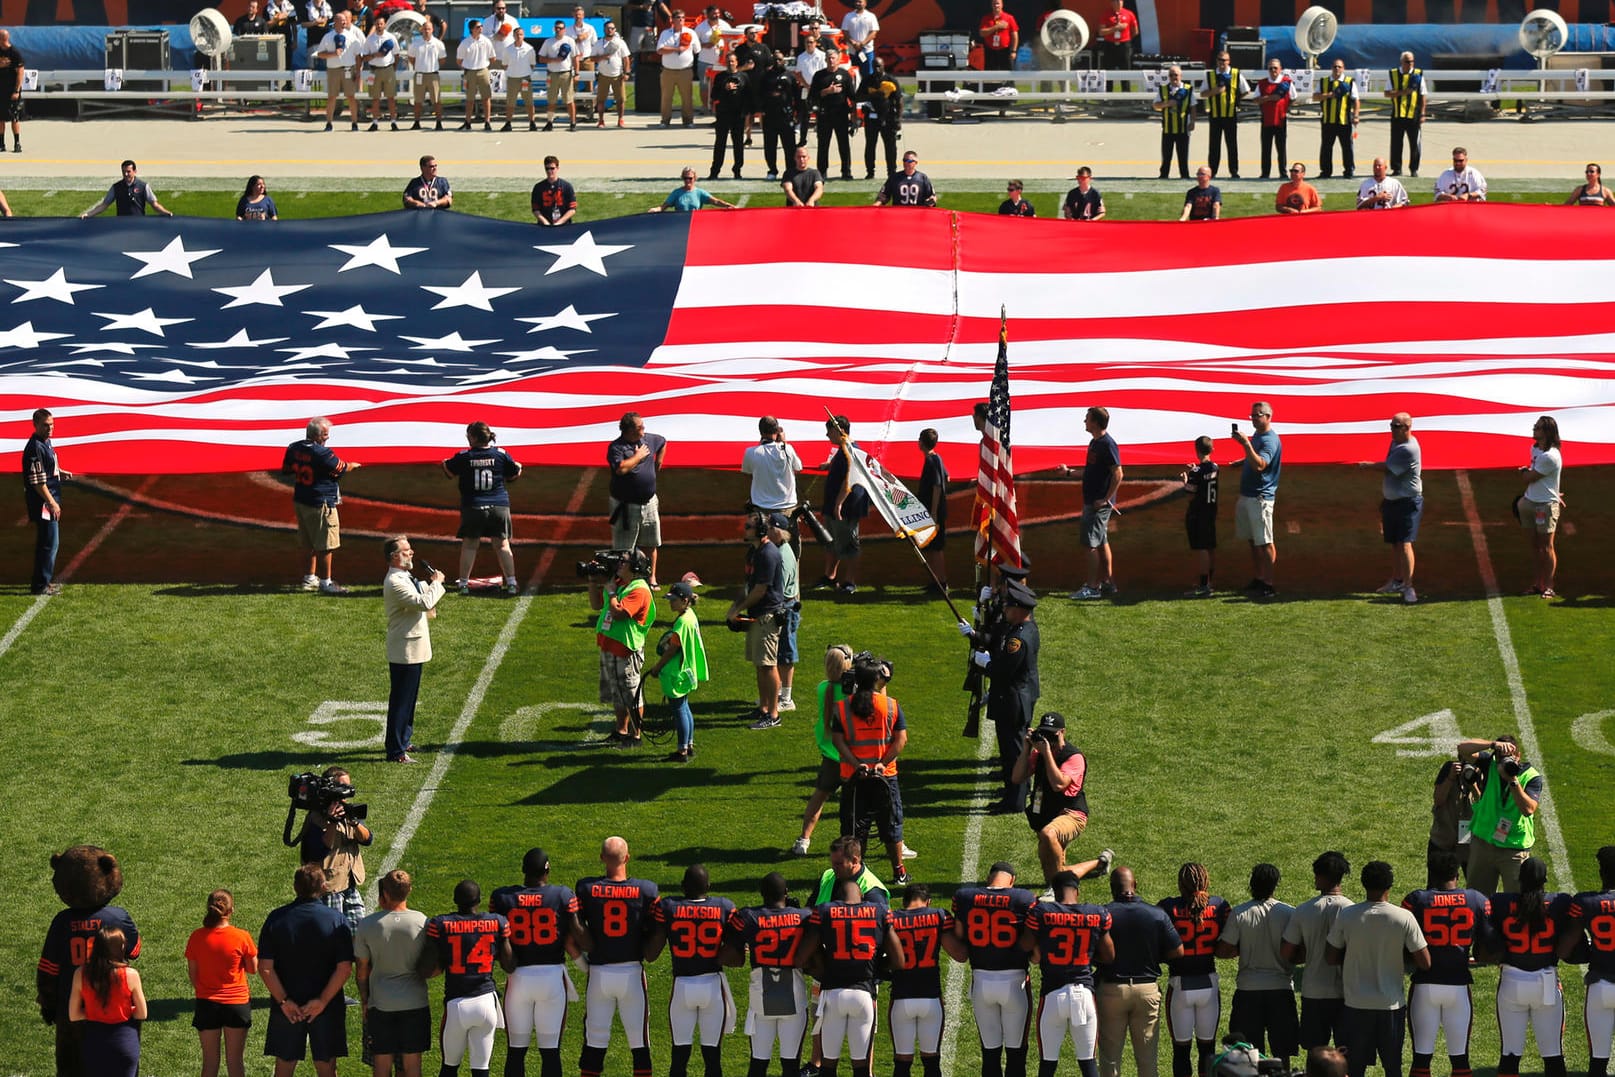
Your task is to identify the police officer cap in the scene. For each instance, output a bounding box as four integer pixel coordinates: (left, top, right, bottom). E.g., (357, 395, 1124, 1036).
(1035, 711, 1065, 733)
(998, 558, 1032, 580)
(1004, 581, 1038, 608)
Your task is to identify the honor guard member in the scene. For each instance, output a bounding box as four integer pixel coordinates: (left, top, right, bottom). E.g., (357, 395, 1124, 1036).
(1022, 870, 1116, 1077)
(723, 873, 813, 1077)
(955, 861, 1040, 1077)
(1098, 867, 1184, 1077)
(1158, 863, 1231, 1077)
(1385, 52, 1427, 177)
(1153, 67, 1194, 180)
(1280, 851, 1353, 1052)
(490, 848, 585, 1077)
(426, 880, 514, 1077)
(972, 582, 1041, 814)
(1313, 59, 1358, 179)
(1203, 52, 1251, 179)
(1560, 846, 1615, 1077)
(813, 836, 891, 907)
(1401, 849, 1492, 1077)
(647, 865, 738, 1077)
(798, 877, 906, 1077)
(888, 883, 965, 1077)
(576, 836, 661, 1077)
(1484, 858, 1571, 1077)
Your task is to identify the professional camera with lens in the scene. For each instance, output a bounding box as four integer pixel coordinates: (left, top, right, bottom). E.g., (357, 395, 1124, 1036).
(576, 548, 648, 580)
(287, 771, 367, 820)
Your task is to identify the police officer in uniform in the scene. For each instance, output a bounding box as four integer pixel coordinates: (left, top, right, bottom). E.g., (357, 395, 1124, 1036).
(972, 581, 1040, 814)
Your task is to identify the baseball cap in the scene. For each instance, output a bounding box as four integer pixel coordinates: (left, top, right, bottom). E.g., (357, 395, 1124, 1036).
(1004, 581, 1038, 609)
(767, 511, 792, 531)
(667, 580, 696, 600)
(998, 558, 1032, 580)
(1035, 712, 1066, 733)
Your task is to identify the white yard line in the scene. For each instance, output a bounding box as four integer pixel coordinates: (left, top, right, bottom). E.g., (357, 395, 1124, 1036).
(378, 467, 598, 879)
(0, 476, 153, 662)
(1454, 469, 1576, 894)
(939, 727, 998, 1077)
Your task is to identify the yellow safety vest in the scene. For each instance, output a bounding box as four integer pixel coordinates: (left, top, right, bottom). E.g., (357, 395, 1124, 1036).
(1205, 68, 1240, 118)
(1158, 84, 1192, 134)
(1321, 76, 1354, 126)
(1388, 67, 1424, 119)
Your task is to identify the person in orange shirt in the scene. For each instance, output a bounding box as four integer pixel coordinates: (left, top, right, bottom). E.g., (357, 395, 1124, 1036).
(69, 926, 149, 1077)
(1275, 162, 1323, 214)
(186, 889, 260, 1077)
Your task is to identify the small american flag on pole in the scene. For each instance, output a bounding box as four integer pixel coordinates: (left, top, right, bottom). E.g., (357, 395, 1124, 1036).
(973, 310, 1022, 569)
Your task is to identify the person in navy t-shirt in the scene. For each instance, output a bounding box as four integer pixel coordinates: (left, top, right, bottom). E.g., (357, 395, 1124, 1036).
(427, 879, 513, 1076)
(442, 420, 523, 596)
(21, 407, 72, 595)
(259, 864, 355, 1070)
(282, 415, 360, 594)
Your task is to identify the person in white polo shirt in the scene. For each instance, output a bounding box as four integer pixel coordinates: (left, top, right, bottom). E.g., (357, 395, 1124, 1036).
(592, 19, 631, 127)
(691, 4, 728, 112)
(406, 16, 446, 130)
(792, 33, 825, 147)
(840, 0, 879, 77)
(657, 8, 697, 127)
(500, 24, 538, 131)
(359, 13, 400, 131)
(537, 20, 579, 131)
(456, 19, 497, 130)
(314, 9, 363, 131)
(742, 416, 803, 514)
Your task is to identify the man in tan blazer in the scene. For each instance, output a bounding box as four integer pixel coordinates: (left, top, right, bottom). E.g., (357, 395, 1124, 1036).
(384, 534, 444, 763)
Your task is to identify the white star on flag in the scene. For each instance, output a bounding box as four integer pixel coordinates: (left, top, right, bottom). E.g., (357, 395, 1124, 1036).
(516, 304, 616, 334)
(129, 369, 217, 384)
(67, 341, 162, 355)
(93, 308, 194, 337)
(0, 321, 74, 349)
(400, 331, 500, 352)
(188, 328, 291, 350)
(5, 268, 105, 305)
(276, 342, 377, 362)
(534, 231, 632, 277)
(421, 271, 520, 312)
(122, 236, 223, 280)
(305, 304, 405, 333)
(330, 234, 430, 275)
(495, 345, 589, 363)
(214, 269, 313, 309)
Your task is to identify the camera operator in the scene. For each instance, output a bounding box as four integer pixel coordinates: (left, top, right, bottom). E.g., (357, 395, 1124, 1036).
(1011, 712, 1090, 888)
(1429, 757, 1478, 884)
(298, 766, 373, 929)
(592, 549, 657, 748)
(742, 416, 803, 515)
(1456, 735, 1543, 894)
(830, 657, 911, 885)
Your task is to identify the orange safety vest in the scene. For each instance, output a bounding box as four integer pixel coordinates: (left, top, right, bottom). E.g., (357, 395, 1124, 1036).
(837, 694, 899, 780)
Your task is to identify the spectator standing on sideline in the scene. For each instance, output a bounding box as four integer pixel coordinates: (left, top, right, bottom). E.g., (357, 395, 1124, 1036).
(1434, 147, 1486, 203)
(402, 155, 452, 209)
(354, 869, 431, 1077)
(21, 408, 72, 596)
(1566, 162, 1615, 206)
(499, 25, 539, 132)
(532, 155, 578, 226)
(792, 643, 855, 856)
(1357, 157, 1410, 209)
(1457, 735, 1543, 894)
(1402, 849, 1493, 1077)
(1232, 401, 1281, 596)
(658, 9, 698, 127)
(1274, 163, 1322, 214)
(406, 16, 445, 129)
(259, 865, 356, 1077)
(68, 926, 147, 1077)
(1063, 166, 1105, 220)
(1154, 67, 1193, 180)
(1254, 59, 1295, 180)
(1179, 167, 1220, 221)
(647, 580, 709, 761)
(1000, 179, 1036, 217)
(743, 416, 803, 513)
(692, 5, 728, 111)
(302, 0, 333, 58)
(877, 151, 938, 207)
(359, 13, 400, 130)
(382, 535, 444, 764)
(184, 889, 258, 1077)
(442, 420, 522, 595)
(538, 20, 579, 132)
(1519, 415, 1563, 598)
(1097, 0, 1137, 88)
(606, 412, 667, 586)
(841, 0, 879, 76)
(1062, 406, 1122, 599)
(593, 21, 631, 128)
(1314, 59, 1357, 179)
(1216, 864, 1299, 1064)
(283, 416, 359, 594)
(0, 28, 27, 154)
(1326, 862, 1430, 1077)
(1281, 851, 1353, 1052)
(1203, 51, 1249, 179)
(978, 0, 1018, 84)
(236, 175, 278, 220)
(80, 160, 175, 218)
(792, 33, 825, 147)
(1385, 51, 1426, 177)
(1360, 411, 1422, 603)
(731, 512, 787, 729)
(769, 512, 802, 713)
(916, 429, 949, 589)
(1179, 435, 1218, 596)
(455, 20, 497, 130)
(651, 167, 740, 211)
(1097, 867, 1184, 1077)
(313, 10, 363, 131)
(592, 550, 656, 747)
(816, 415, 871, 594)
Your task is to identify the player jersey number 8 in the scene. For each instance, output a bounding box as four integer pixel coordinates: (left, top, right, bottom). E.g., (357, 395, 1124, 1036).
(508, 906, 559, 947)
(966, 908, 1020, 949)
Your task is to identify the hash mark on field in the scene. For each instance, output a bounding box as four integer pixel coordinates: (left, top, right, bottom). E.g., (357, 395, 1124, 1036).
(939, 725, 998, 1077)
(736, 194, 751, 207)
(1455, 470, 1575, 894)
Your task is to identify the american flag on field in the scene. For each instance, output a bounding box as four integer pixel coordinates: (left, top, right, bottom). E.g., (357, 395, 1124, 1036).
(973, 312, 1022, 569)
(3, 204, 1615, 477)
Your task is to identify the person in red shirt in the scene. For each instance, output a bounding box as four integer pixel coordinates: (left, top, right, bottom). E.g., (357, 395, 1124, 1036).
(1274, 163, 1322, 214)
(978, 0, 1018, 85)
(1097, 0, 1138, 90)
(1254, 59, 1296, 180)
(185, 889, 259, 1077)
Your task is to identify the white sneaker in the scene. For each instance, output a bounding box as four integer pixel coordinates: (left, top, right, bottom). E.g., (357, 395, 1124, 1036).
(902, 846, 918, 859)
(778, 697, 797, 712)
(790, 837, 810, 856)
(1375, 579, 1405, 595)
(1403, 586, 1419, 604)
(457, 580, 471, 595)
(319, 579, 349, 595)
(300, 574, 320, 591)
(504, 580, 520, 595)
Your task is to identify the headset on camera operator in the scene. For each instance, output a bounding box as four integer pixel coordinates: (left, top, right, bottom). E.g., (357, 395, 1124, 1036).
(830, 655, 911, 883)
(1011, 712, 1090, 887)
(1455, 735, 1543, 895)
(588, 548, 657, 748)
(284, 767, 373, 928)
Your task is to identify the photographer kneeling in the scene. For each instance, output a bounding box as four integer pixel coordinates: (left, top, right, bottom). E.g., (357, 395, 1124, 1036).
(1456, 735, 1543, 894)
(294, 767, 373, 929)
(589, 548, 656, 748)
(1012, 713, 1091, 888)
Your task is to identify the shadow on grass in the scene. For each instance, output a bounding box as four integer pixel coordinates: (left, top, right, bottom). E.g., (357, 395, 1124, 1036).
(184, 749, 380, 770)
(513, 763, 800, 806)
(154, 582, 364, 597)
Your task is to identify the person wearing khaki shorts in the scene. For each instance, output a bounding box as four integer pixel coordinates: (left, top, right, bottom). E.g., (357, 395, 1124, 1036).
(1232, 401, 1282, 597)
(455, 20, 497, 129)
(730, 513, 787, 730)
(314, 9, 362, 130)
(537, 21, 578, 130)
(360, 15, 401, 129)
(1519, 415, 1563, 598)
(407, 18, 446, 128)
(499, 25, 538, 130)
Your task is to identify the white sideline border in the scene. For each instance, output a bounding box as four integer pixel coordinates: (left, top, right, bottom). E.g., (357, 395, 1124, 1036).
(939, 726, 999, 1076)
(1455, 470, 1575, 895)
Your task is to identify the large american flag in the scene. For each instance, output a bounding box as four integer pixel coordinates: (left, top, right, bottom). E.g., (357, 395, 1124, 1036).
(972, 314, 1021, 568)
(3, 204, 1612, 476)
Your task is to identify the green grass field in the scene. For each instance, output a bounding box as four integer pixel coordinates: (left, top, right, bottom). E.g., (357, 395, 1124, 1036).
(0, 460, 1611, 1076)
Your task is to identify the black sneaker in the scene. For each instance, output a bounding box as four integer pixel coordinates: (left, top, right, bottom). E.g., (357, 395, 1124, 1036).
(1243, 578, 1265, 592)
(483, 121, 493, 131)
(529, 120, 538, 131)
(568, 121, 576, 131)
(410, 120, 422, 130)
(1256, 581, 1278, 597)
(324, 120, 334, 131)
(350, 121, 359, 130)
(435, 119, 444, 130)
(500, 121, 512, 131)
(457, 121, 470, 130)
(390, 121, 400, 131)
(810, 575, 837, 590)
(368, 120, 379, 131)
(543, 119, 554, 131)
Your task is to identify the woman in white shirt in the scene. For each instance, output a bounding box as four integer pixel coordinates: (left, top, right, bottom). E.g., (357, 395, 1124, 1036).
(1519, 415, 1563, 598)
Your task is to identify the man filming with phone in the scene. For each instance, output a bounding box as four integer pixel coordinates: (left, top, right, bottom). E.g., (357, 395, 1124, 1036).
(1455, 735, 1543, 894)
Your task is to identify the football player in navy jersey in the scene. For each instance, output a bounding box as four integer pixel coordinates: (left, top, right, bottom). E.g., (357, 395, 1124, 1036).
(37, 863, 142, 1077)
(1400, 850, 1492, 1077)
(799, 877, 905, 1077)
(888, 883, 966, 1077)
(442, 420, 523, 595)
(426, 879, 513, 1077)
(647, 864, 738, 1077)
(576, 836, 661, 1077)
(1485, 857, 1572, 1077)
(723, 872, 813, 1077)
(1021, 870, 1115, 1077)
(489, 847, 583, 1077)
(1560, 846, 1615, 1077)
(1158, 862, 1231, 1077)
(954, 861, 1039, 1077)
(876, 151, 937, 207)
